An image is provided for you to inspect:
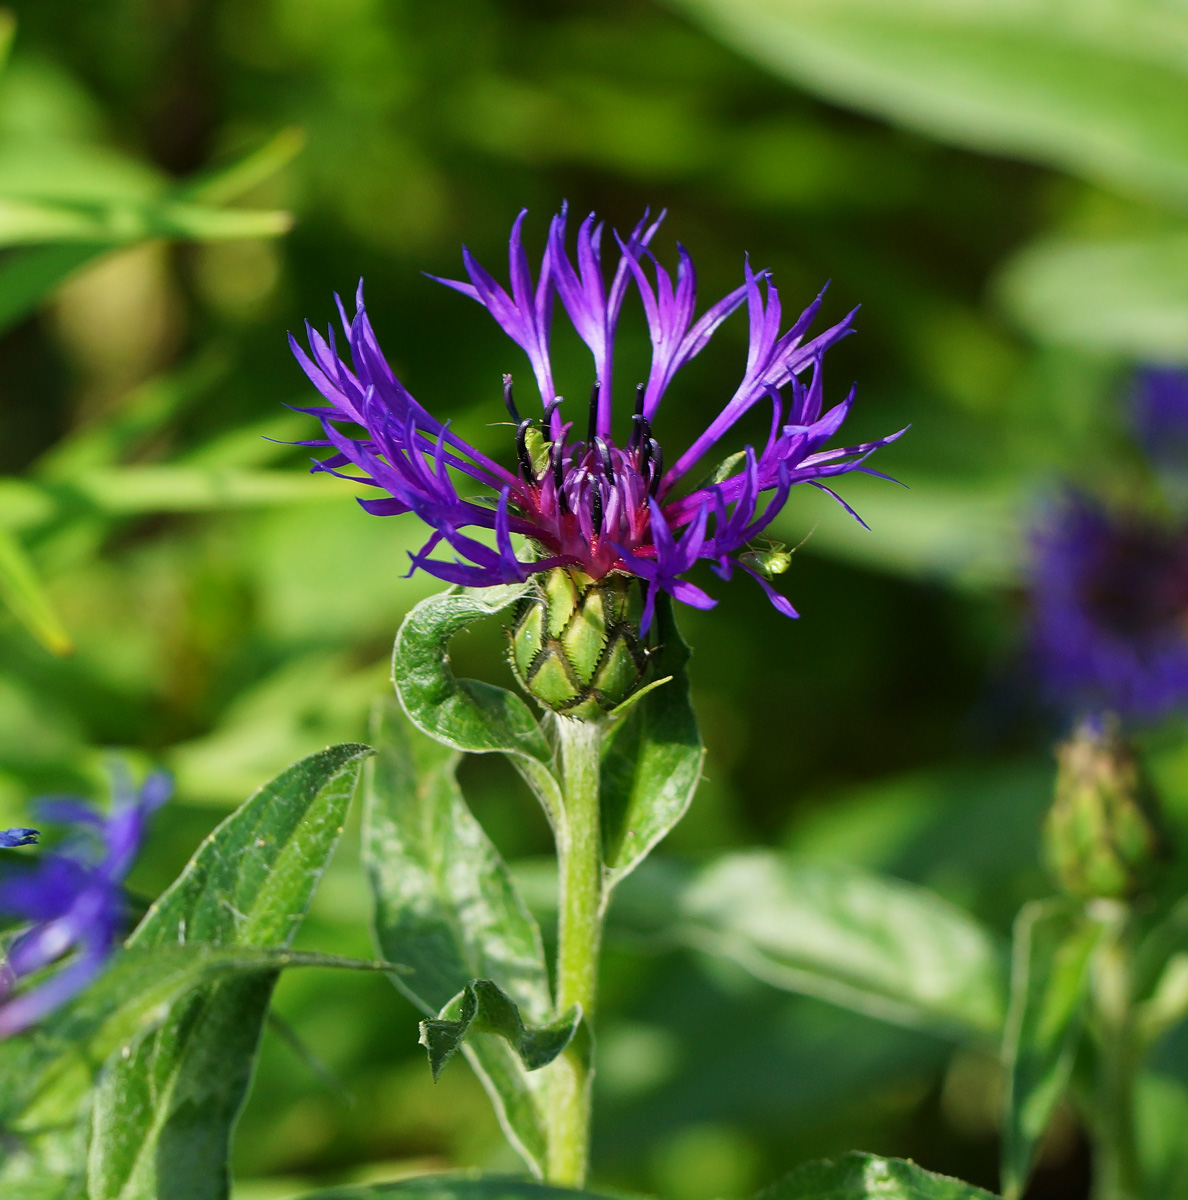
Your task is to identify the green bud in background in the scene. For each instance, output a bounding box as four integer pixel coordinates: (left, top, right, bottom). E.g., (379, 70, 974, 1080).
(1043, 715, 1165, 901)
(509, 567, 651, 720)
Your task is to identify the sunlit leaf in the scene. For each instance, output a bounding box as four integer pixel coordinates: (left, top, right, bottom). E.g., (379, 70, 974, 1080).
(1000, 899, 1102, 1200)
(364, 699, 555, 1177)
(600, 594, 702, 891)
(0, 524, 71, 655)
(392, 584, 563, 826)
(998, 231, 1188, 362)
(673, 0, 1188, 208)
(677, 850, 1007, 1038)
(757, 1152, 997, 1200)
(86, 742, 372, 1200)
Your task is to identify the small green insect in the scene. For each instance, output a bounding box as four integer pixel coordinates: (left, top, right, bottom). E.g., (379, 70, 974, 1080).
(737, 529, 814, 580)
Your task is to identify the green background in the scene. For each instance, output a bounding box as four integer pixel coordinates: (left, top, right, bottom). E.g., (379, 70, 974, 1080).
(3, 0, 1187, 1196)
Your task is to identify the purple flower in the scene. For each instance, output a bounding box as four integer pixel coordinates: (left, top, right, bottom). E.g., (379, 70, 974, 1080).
(1030, 492, 1188, 722)
(290, 206, 904, 631)
(0, 829, 39, 849)
(1132, 366, 1188, 465)
(0, 769, 170, 1037)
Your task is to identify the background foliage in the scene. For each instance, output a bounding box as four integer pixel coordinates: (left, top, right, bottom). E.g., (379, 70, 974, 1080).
(3, 0, 1186, 1196)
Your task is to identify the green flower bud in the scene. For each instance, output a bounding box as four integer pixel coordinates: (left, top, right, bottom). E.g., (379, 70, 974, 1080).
(509, 568, 651, 720)
(1044, 715, 1165, 901)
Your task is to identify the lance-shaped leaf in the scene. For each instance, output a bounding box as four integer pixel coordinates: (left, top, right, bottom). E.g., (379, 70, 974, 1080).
(676, 851, 1007, 1039)
(273, 1176, 622, 1200)
(672, 0, 1188, 210)
(756, 1152, 997, 1200)
(1000, 899, 1102, 1200)
(0, 524, 72, 655)
(364, 698, 556, 1176)
(420, 978, 578, 1080)
(600, 593, 703, 894)
(86, 742, 372, 1200)
(393, 584, 562, 826)
(998, 232, 1188, 362)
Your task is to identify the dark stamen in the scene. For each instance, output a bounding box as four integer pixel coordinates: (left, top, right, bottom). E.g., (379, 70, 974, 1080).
(639, 435, 652, 477)
(647, 439, 663, 497)
(634, 382, 646, 417)
(587, 381, 600, 445)
(503, 374, 521, 424)
(515, 418, 535, 480)
(594, 436, 615, 483)
(630, 413, 651, 454)
(590, 479, 604, 536)
(551, 440, 568, 513)
(542, 399, 561, 437)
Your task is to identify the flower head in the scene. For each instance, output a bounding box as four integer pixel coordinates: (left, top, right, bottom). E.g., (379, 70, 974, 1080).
(0, 768, 170, 1037)
(1030, 492, 1188, 722)
(290, 206, 903, 632)
(1132, 366, 1188, 466)
(0, 829, 39, 848)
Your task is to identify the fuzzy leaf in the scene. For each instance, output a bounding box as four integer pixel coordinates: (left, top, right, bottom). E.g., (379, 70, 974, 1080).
(600, 594, 703, 891)
(420, 979, 578, 1080)
(0, 525, 72, 655)
(756, 1152, 997, 1200)
(677, 851, 1007, 1038)
(673, 0, 1188, 210)
(364, 698, 555, 1177)
(1000, 899, 1102, 1200)
(392, 584, 563, 826)
(85, 743, 372, 1200)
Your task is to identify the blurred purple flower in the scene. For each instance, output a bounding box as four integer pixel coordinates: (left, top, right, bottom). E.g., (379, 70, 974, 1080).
(0, 829, 39, 848)
(290, 206, 904, 631)
(0, 770, 170, 1038)
(1132, 366, 1188, 464)
(1030, 492, 1188, 722)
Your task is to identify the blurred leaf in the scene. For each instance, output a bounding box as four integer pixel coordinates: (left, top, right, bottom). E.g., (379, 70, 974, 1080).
(87, 742, 372, 1200)
(0, 242, 108, 336)
(756, 1152, 997, 1200)
(673, 0, 1188, 208)
(782, 474, 1020, 590)
(0, 524, 71, 655)
(279, 1177, 621, 1200)
(1000, 899, 1101, 1200)
(364, 698, 555, 1176)
(392, 584, 563, 828)
(600, 594, 703, 891)
(181, 127, 306, 204)
(0, 12, 14, 75)
(71, 464, 337, 512)
(677, 851, 1007, 1038)
(420, 978, 578, 1080)
(998, 231, 1188, 361)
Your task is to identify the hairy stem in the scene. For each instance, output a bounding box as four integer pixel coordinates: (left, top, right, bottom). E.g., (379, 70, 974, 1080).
(547, 716, 603, 1187)
(1091, 905, 1142, 1200)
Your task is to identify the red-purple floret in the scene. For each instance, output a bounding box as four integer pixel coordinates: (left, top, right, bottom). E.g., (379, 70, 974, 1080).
(289, 206, 905, 631)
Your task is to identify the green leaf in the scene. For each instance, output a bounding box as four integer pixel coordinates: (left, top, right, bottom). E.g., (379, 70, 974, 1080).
(364, 698, 556, 1177)
(672, 0, 1188, 209)
(392, 584, 563, 826)
(0, 524, 72, 655)
(600, 594, 703, 891)
(755, 1152, 997, 1200)
(1000, 899, 1102, 1200)
(272, 1176, 621, 1200)
(997, 232, 1188, 362)
(86, 742, 372, 1200)
(178, 127, 306, 204)
(676, 850, 1007, 1038)
(0, 243, 110, 337)
(420, 978, 579, 1080)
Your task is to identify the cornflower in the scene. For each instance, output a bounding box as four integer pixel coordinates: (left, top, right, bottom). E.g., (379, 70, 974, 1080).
(290, 207, 903, 634)
(1030, 492, 1188, 723)
(0, 770, 170, 1037)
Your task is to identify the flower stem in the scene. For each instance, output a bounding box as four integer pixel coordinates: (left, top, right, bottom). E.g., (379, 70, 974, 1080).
(547, 715, 603, 1187)
(1090, 904, 1142, 1200)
